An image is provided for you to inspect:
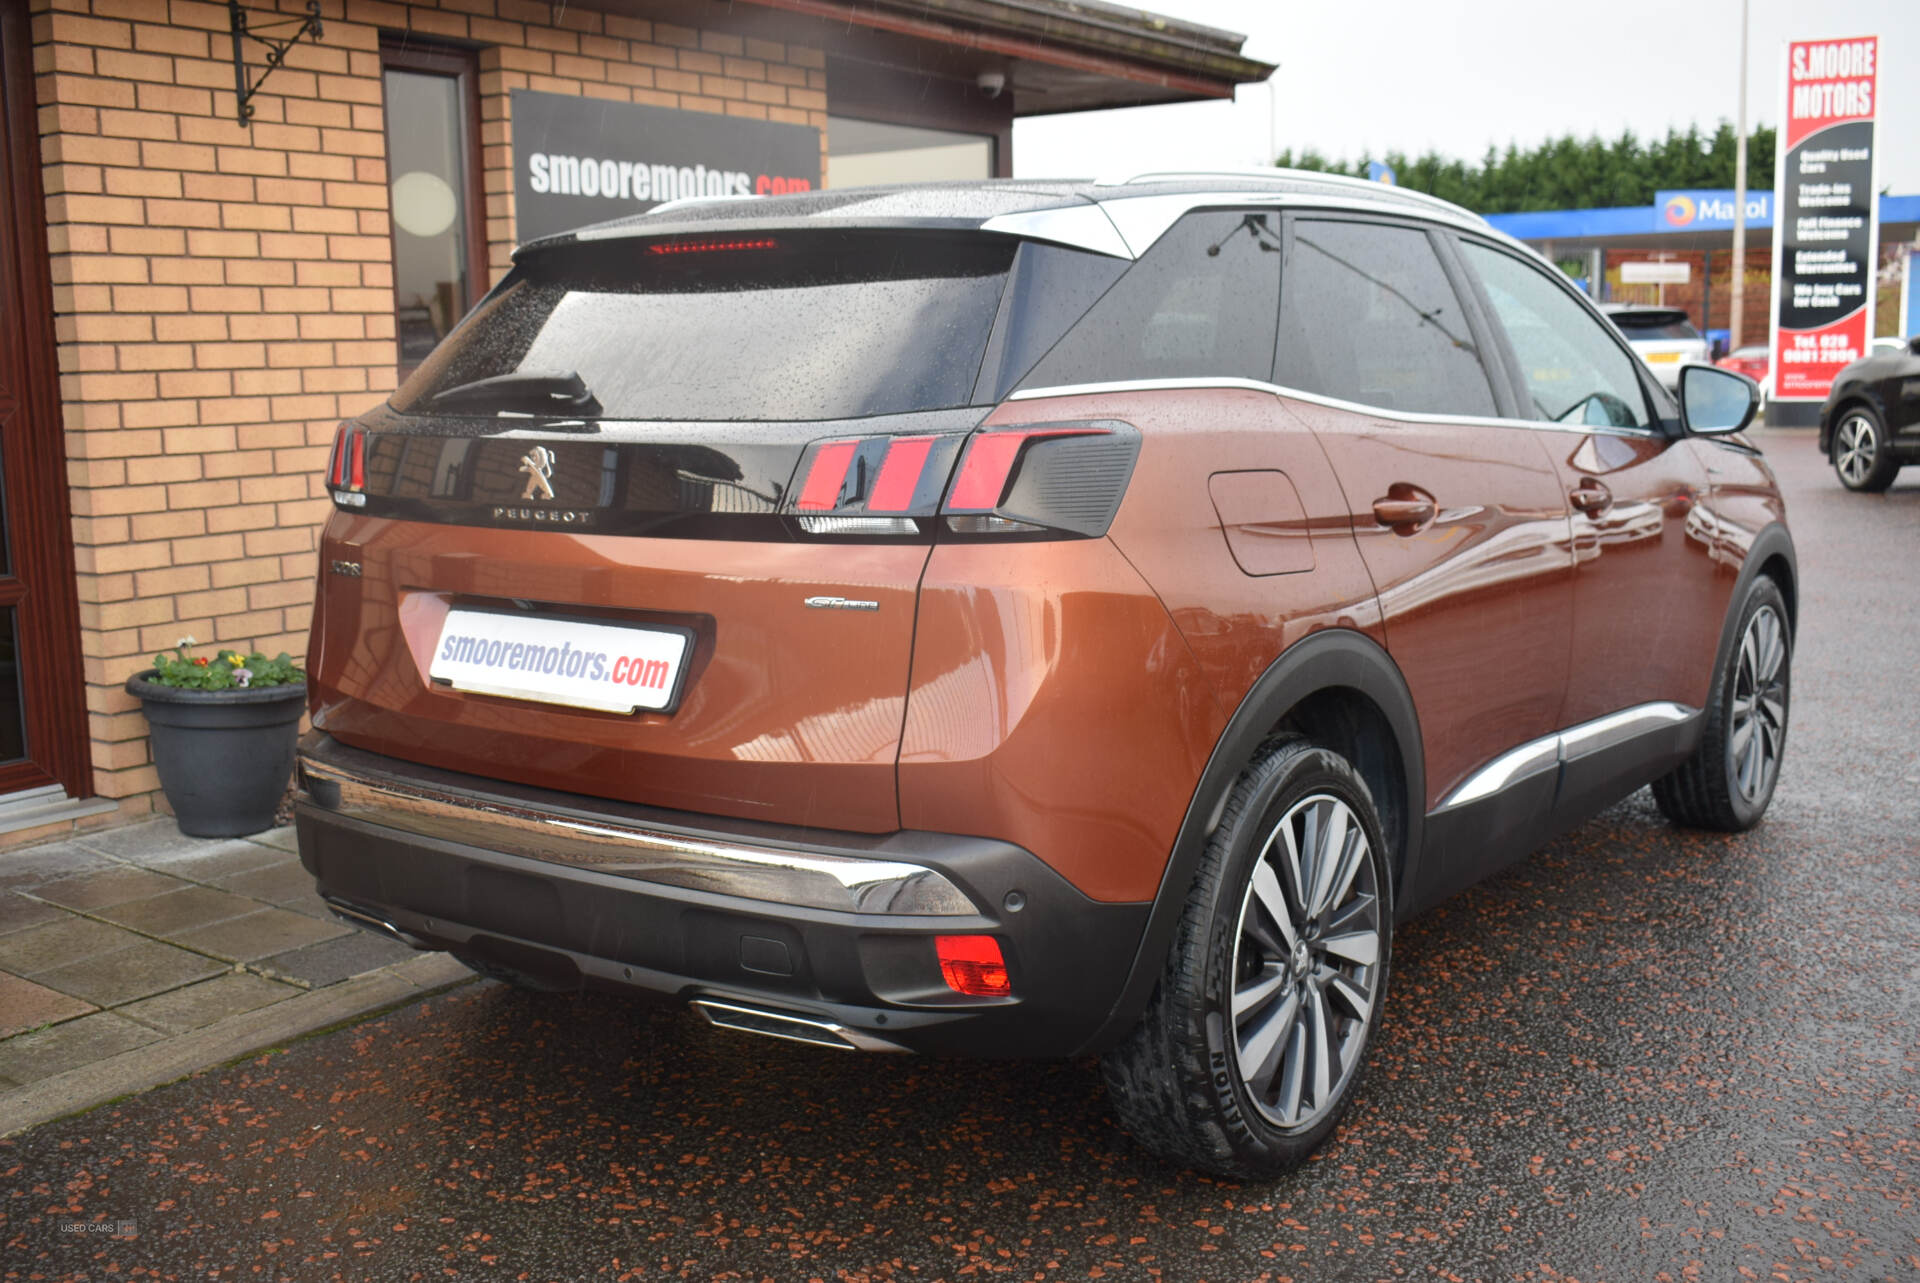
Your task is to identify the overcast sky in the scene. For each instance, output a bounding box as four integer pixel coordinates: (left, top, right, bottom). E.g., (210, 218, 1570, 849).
(1013, 0, 1920, 200)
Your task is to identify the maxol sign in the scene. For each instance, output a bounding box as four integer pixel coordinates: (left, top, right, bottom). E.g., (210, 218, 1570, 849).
(1654, 189, 1773, 231)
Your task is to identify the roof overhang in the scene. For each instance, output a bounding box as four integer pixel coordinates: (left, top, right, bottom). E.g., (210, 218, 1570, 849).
(568, 0, 1273, 115)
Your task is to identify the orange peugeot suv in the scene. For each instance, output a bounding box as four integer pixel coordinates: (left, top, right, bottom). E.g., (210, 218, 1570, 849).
(296, 172, 1794, 1177)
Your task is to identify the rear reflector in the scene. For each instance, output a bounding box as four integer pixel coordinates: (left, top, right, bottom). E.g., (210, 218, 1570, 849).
(936, 935, 1011, 998)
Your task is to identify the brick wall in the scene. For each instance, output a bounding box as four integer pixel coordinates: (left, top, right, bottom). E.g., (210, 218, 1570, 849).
(27, 0, 827, 832)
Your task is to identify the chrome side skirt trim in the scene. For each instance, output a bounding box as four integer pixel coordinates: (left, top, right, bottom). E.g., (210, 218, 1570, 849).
(1438, 702, 1697, 813)
(297, 756, 979, 917)
(691, 999, 908, 1053)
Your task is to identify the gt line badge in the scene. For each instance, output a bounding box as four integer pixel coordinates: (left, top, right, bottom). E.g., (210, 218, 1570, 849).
(804, 595, 879, 611)
(519, 446, 557, 500)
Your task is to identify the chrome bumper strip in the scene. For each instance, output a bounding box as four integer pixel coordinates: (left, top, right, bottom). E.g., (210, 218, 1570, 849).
(1438, 701, 1697, 812)
(297, 755, 978, 917)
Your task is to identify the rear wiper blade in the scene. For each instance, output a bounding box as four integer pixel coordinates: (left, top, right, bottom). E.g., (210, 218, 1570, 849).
(427, 369, 603, 417)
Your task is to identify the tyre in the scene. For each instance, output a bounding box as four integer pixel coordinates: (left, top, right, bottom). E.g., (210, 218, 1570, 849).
(1101, 738, 1392, 1178)
(1652, 577, 1791, 831)
(1831, 406, 1898, 491)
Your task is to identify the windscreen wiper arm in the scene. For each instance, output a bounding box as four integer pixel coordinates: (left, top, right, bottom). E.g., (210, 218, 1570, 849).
(427, 369, 603, 417)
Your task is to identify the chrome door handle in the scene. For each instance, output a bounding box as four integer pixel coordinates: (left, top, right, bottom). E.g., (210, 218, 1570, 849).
(1372, 497, 1436, 531)
(1570, 481, 1613, 515)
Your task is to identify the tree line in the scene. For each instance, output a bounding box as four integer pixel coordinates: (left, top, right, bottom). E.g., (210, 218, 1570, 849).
(1275, 123, 1777, 214)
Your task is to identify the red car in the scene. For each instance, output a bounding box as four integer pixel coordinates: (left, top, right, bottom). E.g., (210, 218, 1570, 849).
(297, 172, 1793, 1177)
(1717, 344, 1770, 383)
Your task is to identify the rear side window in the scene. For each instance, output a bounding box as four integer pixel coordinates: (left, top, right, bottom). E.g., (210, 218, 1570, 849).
(1274, 219, 1498, 417)
(1463, 242, 1652, 429)
(1019, 210, 1282, 389)
(392, 232, 1016, 421)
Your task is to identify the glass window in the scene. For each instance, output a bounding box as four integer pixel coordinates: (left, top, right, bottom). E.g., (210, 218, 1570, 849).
(0, 609, 23, 764)
(384, 61, 476, 371)
(1464, 242, 1653, 429)
(1020, 210, 1282, 388)
(1275, 220, 1498, 417)
(827, 117, 993, 189)
(392, 232, 1015, 422)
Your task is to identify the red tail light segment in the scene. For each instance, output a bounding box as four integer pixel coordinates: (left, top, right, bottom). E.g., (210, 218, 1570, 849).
(936, 934, 1012, 998)
(327, 425, 368, 508)
(944, 426, 1110, 512)
(788, 434, 965, 520)
(785, 420, 1139, 538)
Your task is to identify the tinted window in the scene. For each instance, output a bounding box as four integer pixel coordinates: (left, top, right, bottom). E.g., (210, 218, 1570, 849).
(392, 232, 1015, 421)
(1274, 220, 1497, 417)
(1020, 210, 1281, 388)
(1464, 242, 1653, 429)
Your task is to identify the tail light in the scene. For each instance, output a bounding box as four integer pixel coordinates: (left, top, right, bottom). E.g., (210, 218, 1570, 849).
(784, 421, 1138, 538)
(326, 424, 367, 508)
(936, 935, 1011, 998)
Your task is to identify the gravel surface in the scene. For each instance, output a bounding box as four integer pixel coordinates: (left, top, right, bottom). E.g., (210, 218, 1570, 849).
(3, 432, 1916, 1282)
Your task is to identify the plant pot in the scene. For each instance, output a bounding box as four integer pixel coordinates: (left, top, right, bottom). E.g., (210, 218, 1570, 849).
(126, 670, 307, 838)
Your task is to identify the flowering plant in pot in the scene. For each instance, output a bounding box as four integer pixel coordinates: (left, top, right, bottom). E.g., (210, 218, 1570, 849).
(125, 638, 307, 837)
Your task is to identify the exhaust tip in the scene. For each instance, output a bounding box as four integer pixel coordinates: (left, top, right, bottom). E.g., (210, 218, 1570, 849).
(691, 999, 905, 1053)
(322, 896, 432, 950)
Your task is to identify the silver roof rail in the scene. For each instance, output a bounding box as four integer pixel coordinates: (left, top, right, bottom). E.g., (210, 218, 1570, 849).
(1105, 168, 1481, 223)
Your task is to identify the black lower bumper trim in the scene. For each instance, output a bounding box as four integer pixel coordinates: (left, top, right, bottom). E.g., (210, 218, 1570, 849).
(293, 736, 1150, 1058)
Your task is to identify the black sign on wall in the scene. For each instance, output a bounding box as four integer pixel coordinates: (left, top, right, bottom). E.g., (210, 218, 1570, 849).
(510, 89, 822, 243)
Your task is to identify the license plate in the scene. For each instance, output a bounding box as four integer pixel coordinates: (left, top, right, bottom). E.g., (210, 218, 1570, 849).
(1645, 351, 1681, 363)
(429, 608, 693, 714)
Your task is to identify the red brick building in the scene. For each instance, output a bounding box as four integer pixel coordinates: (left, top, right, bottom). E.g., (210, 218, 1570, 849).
(0, 0, 1270, 847)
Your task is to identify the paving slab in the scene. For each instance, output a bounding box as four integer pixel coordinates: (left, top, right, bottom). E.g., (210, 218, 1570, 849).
(31, 938, 225, 1008)
(0, 841, 114, 892)
(213, 860, 311, 906)
(256, 930, 416, 988)
(166, 908, 347, 963)
(387, 951, 474, 990)
(2, 916, 133, 977)
(0, 973, 95, 1038)
(0, 1012, 160, 1082)
(72, 819, 212, 863)
(117, 972, 294, 1035)
(247, 826, 299, 853)
(156, 842, 291, 884)
(30, 867, 192, 912)
(91, 886, 263, 936)
(0, 892, 63, 937)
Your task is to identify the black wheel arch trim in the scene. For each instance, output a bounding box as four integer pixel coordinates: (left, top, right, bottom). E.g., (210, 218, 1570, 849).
(1072, 627, 1425, 1057)
(1713, 522, 1798, 692)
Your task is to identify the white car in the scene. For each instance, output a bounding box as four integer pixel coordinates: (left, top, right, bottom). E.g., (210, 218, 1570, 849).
(1601, 304, 1710, 391)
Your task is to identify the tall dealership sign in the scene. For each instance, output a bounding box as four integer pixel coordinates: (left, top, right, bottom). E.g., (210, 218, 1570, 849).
(511, 90, 821, 244)
(1768, 36, 1879, 422)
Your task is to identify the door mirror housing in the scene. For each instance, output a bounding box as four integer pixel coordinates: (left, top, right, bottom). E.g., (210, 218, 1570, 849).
(1678, 363, 1759, 436)
(1908, 334, 1920, 356)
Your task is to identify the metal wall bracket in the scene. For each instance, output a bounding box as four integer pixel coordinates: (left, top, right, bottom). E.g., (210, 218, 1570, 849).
(228, 0, 324, 124)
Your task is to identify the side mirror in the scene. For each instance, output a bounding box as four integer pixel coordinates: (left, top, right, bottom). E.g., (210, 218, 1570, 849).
(1908, 335, 1920, 356)
(1679, 363, 1758, 436)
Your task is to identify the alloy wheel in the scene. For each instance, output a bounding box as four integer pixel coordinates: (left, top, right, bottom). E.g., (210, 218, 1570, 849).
(1727, 604, 1788, 804)
(1834, 415, 1878, 487)
(1229, 793, 1383, 1132)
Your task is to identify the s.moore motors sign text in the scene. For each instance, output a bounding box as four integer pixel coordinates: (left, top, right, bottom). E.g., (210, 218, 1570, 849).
(511, 90, 821, 243)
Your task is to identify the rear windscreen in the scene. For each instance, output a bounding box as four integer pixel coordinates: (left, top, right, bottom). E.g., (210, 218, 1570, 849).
(1613, 314, 1702, 342)
(391, 232, 1018, 421)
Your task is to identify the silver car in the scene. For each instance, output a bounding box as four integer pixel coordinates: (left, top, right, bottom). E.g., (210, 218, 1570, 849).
(1602, 304, 1710, 391)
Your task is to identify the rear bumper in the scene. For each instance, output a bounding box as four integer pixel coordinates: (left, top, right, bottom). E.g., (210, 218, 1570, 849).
(293, 732, 1150, 1057)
